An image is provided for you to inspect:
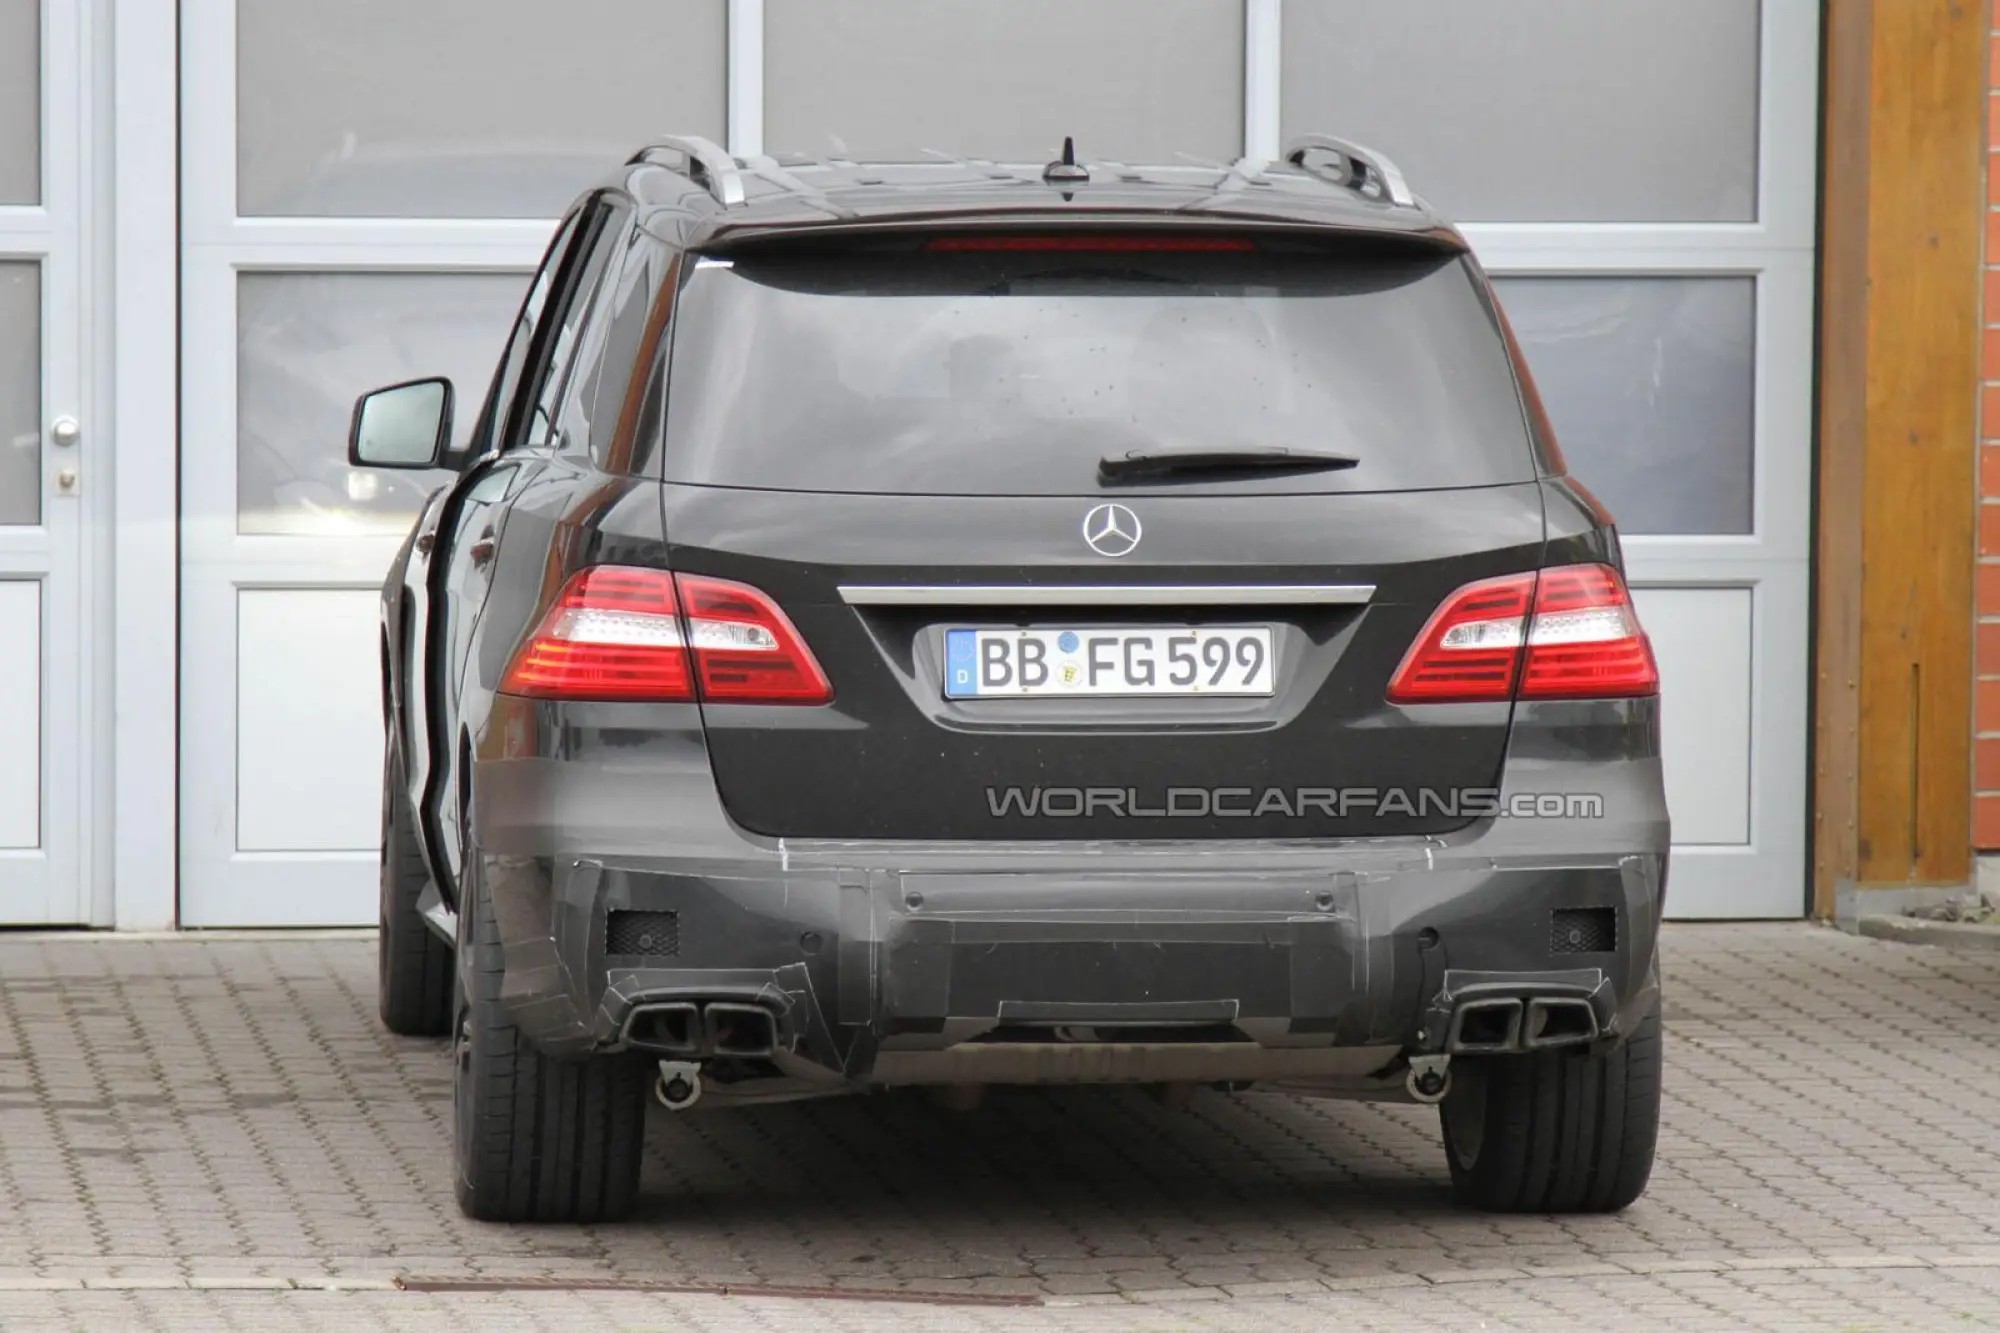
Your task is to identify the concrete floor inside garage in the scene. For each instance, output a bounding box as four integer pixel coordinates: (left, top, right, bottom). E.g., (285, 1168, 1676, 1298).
(0, 924, 1997, 1331)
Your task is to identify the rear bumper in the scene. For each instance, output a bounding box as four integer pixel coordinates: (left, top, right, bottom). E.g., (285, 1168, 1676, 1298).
(475, 836, 1664, 1097)
(468, 696, 1668, 1096)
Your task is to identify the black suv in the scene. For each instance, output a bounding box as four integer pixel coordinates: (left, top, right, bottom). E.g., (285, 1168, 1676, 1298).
(354, 134, 1669, 1225)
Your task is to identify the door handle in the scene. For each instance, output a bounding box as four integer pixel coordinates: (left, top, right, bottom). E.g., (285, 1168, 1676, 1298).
(469, 537, 496, 565)
(414, 531, 435, 554)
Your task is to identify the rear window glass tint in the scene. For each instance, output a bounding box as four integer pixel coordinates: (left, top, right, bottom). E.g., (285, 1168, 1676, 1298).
(660, 241, 1534, 496)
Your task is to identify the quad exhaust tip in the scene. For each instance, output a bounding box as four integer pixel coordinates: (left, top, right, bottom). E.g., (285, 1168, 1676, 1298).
(623, 1000, 780, 1059)
(1447, 997, 1523, 1054)
(625, 1001, 702, 1056)
(1445, 995, 1600, 1054)
(705, 1002, 779, 1058)
(1524, 996, 1600, 1049)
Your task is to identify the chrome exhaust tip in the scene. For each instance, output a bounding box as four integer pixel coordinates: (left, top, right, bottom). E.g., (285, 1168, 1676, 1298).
(623, 1002, 702, 1055)
(1523, 997, 1600, 1049)
(704, 1002, 779, 1058)
(1446, 997, 1523, 1054)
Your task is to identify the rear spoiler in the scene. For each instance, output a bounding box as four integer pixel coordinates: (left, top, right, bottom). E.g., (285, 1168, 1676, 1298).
(689, 214, 1470, 259)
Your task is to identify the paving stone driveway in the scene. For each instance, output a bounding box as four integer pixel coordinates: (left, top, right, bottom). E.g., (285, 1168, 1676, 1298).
(0, 923, 1999, 1330)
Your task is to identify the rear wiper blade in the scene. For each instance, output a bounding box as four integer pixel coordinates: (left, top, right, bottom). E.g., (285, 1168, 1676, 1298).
(1098, 446, 1360, 481)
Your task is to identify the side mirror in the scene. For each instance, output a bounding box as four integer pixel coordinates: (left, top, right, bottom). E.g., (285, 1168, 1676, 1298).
(348, 377, 454, 470)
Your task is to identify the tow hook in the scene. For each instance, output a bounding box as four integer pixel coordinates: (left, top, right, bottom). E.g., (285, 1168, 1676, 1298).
(654, 1059, 703, 1111)
(1406, 1053, 1452, 1104)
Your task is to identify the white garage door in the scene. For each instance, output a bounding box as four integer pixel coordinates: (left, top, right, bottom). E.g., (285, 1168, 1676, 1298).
(1277, 0, 1818, 918)
(177, 0, 1816, 924)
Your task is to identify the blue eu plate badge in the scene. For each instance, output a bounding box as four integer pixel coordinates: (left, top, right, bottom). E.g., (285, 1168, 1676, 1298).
(946, 630, 978, 697)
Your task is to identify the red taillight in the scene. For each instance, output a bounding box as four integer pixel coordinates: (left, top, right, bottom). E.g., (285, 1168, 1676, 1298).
(500, 567, 693, 701)
(923, 234, 1257, 253)
(1386, 563, 1657, 705)
(1517, 565, 1658, 699)
(1386, 573, 1535, 703)
(675, 574, 833, 703)
(499, 567, 831, 705)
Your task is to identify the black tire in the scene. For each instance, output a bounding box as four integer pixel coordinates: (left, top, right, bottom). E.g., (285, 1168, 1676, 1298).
(452, 856, 648, 1223)
(1439, 997, 1662, 1213)
(378, 738, 453, 1037)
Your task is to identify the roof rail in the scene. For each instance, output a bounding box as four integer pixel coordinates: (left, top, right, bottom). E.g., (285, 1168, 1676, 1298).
(1281, 134, 1414, 208)
(633, 134, 745, 207)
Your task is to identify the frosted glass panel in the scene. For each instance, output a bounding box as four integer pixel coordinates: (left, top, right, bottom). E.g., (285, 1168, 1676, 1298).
(237, 0, 726, 217)
(0, 263, 38, 526)
(0, 0, 35, 205)
(765, 0, 1243, 163)
(1282, 0, 1760, 222)
(1494, 277, 1755, 536)
(237, 272, 527, 536)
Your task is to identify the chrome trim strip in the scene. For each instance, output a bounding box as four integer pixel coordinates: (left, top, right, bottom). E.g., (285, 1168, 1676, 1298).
(836, 584, 1376, 607)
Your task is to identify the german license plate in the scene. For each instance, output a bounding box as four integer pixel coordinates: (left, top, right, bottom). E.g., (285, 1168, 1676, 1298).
(944, 627, 1276, 698)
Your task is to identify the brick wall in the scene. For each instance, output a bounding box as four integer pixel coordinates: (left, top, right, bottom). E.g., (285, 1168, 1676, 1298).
(1980, 24, 2000, 849)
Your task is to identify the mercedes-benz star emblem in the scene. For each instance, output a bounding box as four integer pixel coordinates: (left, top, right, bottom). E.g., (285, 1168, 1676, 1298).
(1082, 503, 1142, 558)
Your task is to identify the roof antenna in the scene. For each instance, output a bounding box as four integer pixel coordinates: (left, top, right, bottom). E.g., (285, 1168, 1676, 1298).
(1042, 136, 1089, 185)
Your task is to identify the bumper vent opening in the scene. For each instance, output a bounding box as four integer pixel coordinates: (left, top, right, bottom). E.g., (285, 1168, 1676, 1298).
(1550, 907, 1615, 955)
(607, 909, 680, 960)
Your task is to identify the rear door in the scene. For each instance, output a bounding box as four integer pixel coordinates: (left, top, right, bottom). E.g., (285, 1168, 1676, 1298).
(427, 197, 623, 882)
(659, 233, 1549, 841)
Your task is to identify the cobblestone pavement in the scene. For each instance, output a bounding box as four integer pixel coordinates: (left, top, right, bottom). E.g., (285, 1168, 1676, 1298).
(0, 923, 1998, 1330)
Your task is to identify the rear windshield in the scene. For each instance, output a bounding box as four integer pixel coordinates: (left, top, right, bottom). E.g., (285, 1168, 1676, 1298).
(659, 238, 1536, 496)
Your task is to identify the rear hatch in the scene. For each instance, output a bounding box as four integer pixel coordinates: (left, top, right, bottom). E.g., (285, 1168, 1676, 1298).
(658, 227, 1547, 840)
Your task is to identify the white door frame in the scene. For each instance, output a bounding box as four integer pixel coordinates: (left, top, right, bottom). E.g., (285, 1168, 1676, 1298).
(0, 0, 93, 924)
(1244, 3, 1819, 918)
(176, 0, 549, 926)
(106, 0, 180, 929)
